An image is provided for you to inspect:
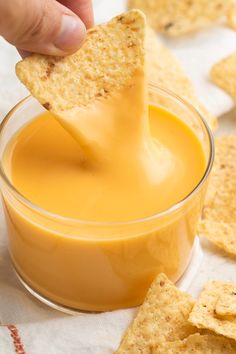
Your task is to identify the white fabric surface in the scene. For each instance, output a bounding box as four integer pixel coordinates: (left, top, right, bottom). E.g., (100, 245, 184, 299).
(0, 1, 236, 353)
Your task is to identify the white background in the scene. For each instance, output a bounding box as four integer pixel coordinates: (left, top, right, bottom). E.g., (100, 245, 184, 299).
(0, 1, 236, 353)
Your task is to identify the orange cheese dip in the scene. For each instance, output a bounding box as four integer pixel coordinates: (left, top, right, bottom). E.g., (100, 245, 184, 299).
(2, 103, 206, 311)
(6, 107, 205, 221)
(6, 107, 206, 222)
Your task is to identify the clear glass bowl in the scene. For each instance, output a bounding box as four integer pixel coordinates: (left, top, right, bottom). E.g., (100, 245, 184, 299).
(0, 84, 214, 313)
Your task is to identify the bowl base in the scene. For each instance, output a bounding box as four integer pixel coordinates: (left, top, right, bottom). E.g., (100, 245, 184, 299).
(14, 237, 203, 315)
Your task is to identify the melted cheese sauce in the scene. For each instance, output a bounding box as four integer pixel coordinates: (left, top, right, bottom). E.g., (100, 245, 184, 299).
(4, 105, 205, 222)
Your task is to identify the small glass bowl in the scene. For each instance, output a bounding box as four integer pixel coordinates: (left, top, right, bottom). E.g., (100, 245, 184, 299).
(0, 84, 214, 313)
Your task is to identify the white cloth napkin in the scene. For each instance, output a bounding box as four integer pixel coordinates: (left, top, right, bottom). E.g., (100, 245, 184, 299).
(0, 1, 236, 353)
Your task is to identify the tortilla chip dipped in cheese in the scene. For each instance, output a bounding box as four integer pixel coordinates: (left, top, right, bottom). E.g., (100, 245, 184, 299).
(16, 10, 147, 157)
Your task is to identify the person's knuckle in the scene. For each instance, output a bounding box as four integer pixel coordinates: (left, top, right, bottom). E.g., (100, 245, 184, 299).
(14, 1, 56, 45)
(27, 11, 45, 39)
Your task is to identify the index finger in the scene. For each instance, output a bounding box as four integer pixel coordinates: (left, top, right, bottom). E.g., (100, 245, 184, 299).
(58, 0, 94, 28)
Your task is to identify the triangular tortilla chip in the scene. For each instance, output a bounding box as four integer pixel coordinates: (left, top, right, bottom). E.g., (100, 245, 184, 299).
(198, 136, 236, 256)
(116, 273, 196, 353)
(189, 281, 236, 341)
(16, 10, 146, 114)
(211, 52, 236, 100)
(128, 0, 232, 36)
(146, 27, 217, 130)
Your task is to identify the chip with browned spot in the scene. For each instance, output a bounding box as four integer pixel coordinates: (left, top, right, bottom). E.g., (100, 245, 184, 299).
(16, 10, 146, 114)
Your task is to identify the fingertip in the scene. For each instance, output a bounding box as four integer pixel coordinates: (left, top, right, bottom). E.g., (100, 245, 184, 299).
(54, 15, 86, 53)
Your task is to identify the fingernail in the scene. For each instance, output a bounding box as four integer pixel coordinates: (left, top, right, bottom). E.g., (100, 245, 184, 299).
(54, 15, 86, 52)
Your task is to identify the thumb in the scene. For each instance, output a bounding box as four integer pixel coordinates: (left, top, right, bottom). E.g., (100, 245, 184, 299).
(0, 0, 86, 55)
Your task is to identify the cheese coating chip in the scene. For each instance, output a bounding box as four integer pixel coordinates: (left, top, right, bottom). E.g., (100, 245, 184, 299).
(198, 136, 236, 256)
(189, 281, 236, 341)
(128, 0, 232, 36)
(153, 334, 236, 353)
(116, 273, 196, 353)
(211, 52, 236, 100)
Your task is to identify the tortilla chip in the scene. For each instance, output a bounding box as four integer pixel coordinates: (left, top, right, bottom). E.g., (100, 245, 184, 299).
(210, 52, 236, 100)
(16, 10, 146, 114)
(226, 4, 236, 30)
(128, 0, 232, 36)
(116, 273, 196, 353)
(153, 334, 236, 353)
(198, 136, 236, 256)
(215, 287, 236, 318)
(189, 281, 236, 341)
(199, 221, 236, 257)
(146, 27, 217, 130)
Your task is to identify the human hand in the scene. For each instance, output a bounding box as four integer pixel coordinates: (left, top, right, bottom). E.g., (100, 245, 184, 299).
(0, 0, 93, 56)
